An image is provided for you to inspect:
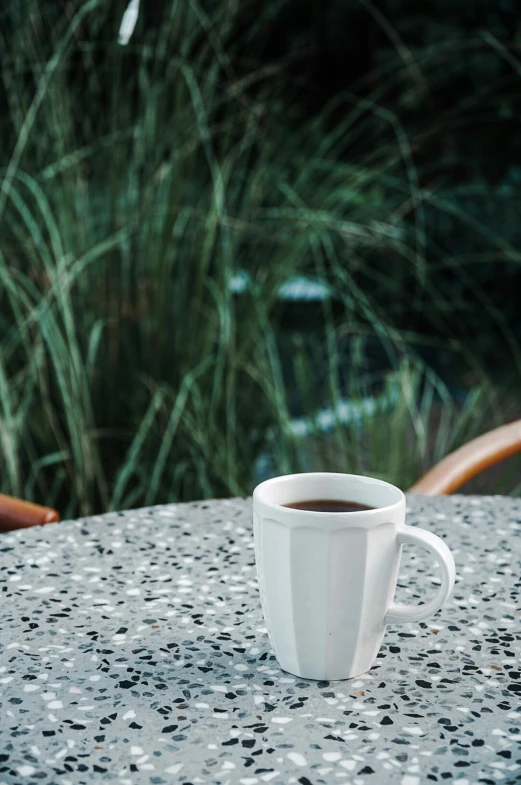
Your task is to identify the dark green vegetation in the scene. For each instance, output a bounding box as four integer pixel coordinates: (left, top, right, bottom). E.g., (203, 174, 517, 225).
(1, 1, 520, 515)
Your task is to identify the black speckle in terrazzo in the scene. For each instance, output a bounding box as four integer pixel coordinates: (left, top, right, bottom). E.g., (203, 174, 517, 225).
(0, 495, 520, 784)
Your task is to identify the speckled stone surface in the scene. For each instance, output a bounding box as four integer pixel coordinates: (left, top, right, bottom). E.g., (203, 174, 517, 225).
(0, 495, 520, 785)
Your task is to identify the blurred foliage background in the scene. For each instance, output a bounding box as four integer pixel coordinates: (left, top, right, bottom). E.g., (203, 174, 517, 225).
(1, 0, 521, 516)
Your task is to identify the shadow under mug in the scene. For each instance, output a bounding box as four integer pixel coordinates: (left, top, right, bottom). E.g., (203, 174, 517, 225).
(253, 472, 456, 681)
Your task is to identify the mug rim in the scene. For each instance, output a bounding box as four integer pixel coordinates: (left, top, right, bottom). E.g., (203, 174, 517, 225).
(253, 472, 405, 519)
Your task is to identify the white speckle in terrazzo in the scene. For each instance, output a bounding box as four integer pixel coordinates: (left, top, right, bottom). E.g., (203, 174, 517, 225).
(324, 752, 342, 761)
(287, 752, 307, 766)
(17, 765, 36, 777)
(164, 763, 183, 774)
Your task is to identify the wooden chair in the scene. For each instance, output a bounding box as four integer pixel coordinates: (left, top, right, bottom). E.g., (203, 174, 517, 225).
(0, 494, 60, 532)
(409, 420, 521, 494)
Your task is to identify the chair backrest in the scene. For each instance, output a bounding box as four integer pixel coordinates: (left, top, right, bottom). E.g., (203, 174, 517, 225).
(0, 494, 60, 532)
(409, 420, 521, 495)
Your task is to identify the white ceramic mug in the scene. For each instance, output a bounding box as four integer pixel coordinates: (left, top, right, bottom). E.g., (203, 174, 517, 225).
(253, 472, 455, 681)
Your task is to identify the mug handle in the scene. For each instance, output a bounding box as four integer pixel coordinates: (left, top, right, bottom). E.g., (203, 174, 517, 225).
(385, 525, 456, 625)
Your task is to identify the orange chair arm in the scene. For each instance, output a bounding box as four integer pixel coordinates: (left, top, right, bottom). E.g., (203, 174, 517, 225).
(409, 420, 521, 495)
(0, 494, 61, 531)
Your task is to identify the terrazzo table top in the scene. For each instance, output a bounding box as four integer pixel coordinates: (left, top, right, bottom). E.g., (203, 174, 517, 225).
(0, 495, 520, 785)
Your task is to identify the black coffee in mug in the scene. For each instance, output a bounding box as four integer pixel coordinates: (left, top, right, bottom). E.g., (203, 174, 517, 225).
(283, 499, 374, 513)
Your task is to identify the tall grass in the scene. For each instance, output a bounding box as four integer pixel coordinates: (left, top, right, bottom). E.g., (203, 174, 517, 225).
(0, 1, 520, 515)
